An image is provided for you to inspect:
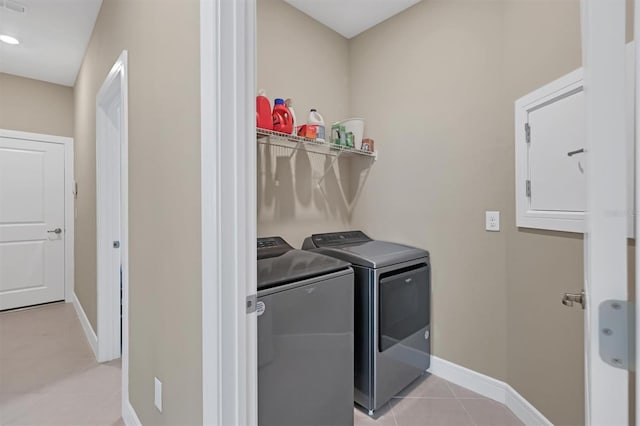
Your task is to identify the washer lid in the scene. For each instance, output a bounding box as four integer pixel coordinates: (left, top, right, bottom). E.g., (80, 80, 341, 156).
(257, 249, 351, 290)
(313, 240, 429, 269)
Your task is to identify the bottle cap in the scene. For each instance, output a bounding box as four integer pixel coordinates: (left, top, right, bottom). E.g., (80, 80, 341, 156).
(310, 108, 317, 112)
(274, 98, 285, 105)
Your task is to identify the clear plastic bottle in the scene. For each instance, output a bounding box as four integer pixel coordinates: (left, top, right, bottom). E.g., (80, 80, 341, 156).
(285, 99, 297, 135)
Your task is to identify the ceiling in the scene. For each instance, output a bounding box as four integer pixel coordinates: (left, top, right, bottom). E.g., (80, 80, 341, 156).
(283, 0, 422, 39)
(0, 0, 102, 87)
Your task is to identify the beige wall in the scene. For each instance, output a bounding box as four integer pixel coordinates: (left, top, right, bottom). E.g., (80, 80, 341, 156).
(257, 0, 354, 247)
(349, 0, 584, 423)
(349, 0, 509, 381)
(503, 2, 584, 425)
(0, 73, 73, 137)
(73, 0, 202, 424)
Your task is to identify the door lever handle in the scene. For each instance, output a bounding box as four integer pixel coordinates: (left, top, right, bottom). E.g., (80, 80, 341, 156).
(567, 148, 585, 157)
(47, 228, 62, 234)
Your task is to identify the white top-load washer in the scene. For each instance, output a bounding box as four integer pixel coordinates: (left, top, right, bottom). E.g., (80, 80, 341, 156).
(257, 236, 355, 426)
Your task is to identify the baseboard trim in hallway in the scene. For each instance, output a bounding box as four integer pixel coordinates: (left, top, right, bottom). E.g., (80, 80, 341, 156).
(428, 356, 553, 426)
(71, 292, 98, 359)
(123, 400, 142, 426)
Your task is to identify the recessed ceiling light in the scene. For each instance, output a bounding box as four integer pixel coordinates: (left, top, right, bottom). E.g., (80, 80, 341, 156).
(0, 35, 20, 45)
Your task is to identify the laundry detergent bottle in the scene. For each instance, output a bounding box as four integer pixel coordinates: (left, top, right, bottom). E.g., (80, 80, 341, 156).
(308, 109, 325, 142)
(272, 98, 293, 134)
(256, 90, 273, 130)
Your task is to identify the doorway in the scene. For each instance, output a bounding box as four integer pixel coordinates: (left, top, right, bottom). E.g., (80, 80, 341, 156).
(0, 130, 74, 311)
(95, 51, 130, 417)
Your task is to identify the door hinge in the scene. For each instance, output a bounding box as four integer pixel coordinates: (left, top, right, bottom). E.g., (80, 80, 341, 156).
(526, 180, 531, 197)
(525, 123, 531, 143)
(246, 294, 257, 314)
(599, 300, 635, 371)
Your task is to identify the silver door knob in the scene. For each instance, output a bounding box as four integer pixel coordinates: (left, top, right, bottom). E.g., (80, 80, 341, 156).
(562, 290, 585, 309)
(47, 228, 62, 234)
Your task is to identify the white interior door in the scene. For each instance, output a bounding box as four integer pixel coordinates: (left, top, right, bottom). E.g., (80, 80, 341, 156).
(581, 0, 629, 424)
(96, 63, 124, 362)
(0, 137, 65, 311)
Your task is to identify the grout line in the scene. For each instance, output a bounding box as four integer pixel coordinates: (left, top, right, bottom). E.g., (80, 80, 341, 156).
(388, 401, 399, 426)
(445, 380, 478, 426)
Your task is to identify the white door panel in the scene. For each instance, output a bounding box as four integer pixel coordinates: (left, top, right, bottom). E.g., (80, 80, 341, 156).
(529, 90, 586, 212)
(0, 137, 65, 310)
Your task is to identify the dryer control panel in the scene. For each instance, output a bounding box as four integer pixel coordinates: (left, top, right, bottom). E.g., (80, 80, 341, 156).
(257, 237, 293, 260)
(308, 231, 371, 248)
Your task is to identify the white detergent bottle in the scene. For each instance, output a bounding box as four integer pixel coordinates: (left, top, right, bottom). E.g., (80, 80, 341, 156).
(285, 99, 297, 135)
(308, 109, 325, 142)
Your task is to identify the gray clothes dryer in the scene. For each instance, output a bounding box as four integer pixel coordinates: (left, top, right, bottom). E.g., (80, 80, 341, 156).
(257, 237, 355, 426)
(302, 231, 431, 415)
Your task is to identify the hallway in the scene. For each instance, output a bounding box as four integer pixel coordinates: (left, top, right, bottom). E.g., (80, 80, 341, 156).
(0, 302, 122, 425)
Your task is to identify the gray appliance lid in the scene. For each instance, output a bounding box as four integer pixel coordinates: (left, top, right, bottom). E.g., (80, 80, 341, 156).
(257, 237, 350, 290)
(306, 232, 429, 268)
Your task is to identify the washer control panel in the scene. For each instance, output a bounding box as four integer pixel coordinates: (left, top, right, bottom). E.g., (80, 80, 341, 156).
(310, 231, 371, 247)
(257, 237, 293, 259)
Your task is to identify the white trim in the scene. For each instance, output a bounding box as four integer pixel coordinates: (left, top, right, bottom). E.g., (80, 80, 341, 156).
(122, 399, 142, 426)
(635, 2, 640, 424)
(504, 385, 552, 426)
(200, 0, 219, 423)
(200, 0, 257, 424)
(581, 0, 629, 424)
(428, 356, 553, 426)
(0, 129, 75, 307)
(71, 292, 97, 358)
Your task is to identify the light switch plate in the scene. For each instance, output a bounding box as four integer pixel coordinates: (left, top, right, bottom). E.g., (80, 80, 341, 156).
(486, 211, 500, 232)
(154, 377, 162, 412)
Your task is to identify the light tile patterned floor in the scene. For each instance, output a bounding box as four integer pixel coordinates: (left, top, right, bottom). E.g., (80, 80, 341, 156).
(1, 302, 521, 426)
(0, 302, 123, 426)
(354, 374, 523, 426)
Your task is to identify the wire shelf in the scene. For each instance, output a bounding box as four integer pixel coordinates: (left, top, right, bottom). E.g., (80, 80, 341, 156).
(256, 129, 377, 160)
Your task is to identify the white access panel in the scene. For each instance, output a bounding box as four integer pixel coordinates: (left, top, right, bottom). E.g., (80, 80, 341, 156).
(515, 42, 635, 235)
(528, 89, 586, 212)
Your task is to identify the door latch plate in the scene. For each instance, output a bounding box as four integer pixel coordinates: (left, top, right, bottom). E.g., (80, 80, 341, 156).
(246, 294, 257, 314)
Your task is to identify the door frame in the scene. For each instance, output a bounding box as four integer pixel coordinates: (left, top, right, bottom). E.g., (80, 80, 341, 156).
(200, 0, 258, 424)
(0, 128, 74, 305)
(95, 51, 130, 412)
(581, 0, 629, 424)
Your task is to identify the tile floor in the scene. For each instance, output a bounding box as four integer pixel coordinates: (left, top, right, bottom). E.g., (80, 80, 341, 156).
(1, 302, 521, 426)
(0, 302, 123, 426)
(353, 374, 524, 426)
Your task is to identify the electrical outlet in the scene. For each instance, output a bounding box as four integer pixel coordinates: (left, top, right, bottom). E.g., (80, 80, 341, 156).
(485, 211, 500, 232)
(154, 377, 162, 412)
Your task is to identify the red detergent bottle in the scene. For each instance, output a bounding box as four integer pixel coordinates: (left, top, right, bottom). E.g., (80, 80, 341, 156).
(256, 90, 273, 130)
(272, 98, 293, 134)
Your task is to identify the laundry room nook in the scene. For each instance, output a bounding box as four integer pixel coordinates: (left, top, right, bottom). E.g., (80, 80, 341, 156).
(253, 0, 636, 425)
(0, 0, 635, 424)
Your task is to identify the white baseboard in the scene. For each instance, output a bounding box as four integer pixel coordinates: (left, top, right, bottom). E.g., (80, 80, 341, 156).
(504, 384, 552, 426)
(428, 356, 553, 426)
(71, 293, 98, 359)
(123, 399, 142, 426)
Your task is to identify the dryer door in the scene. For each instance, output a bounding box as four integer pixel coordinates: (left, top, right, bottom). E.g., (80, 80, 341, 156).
(379, 264, 430, 352)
